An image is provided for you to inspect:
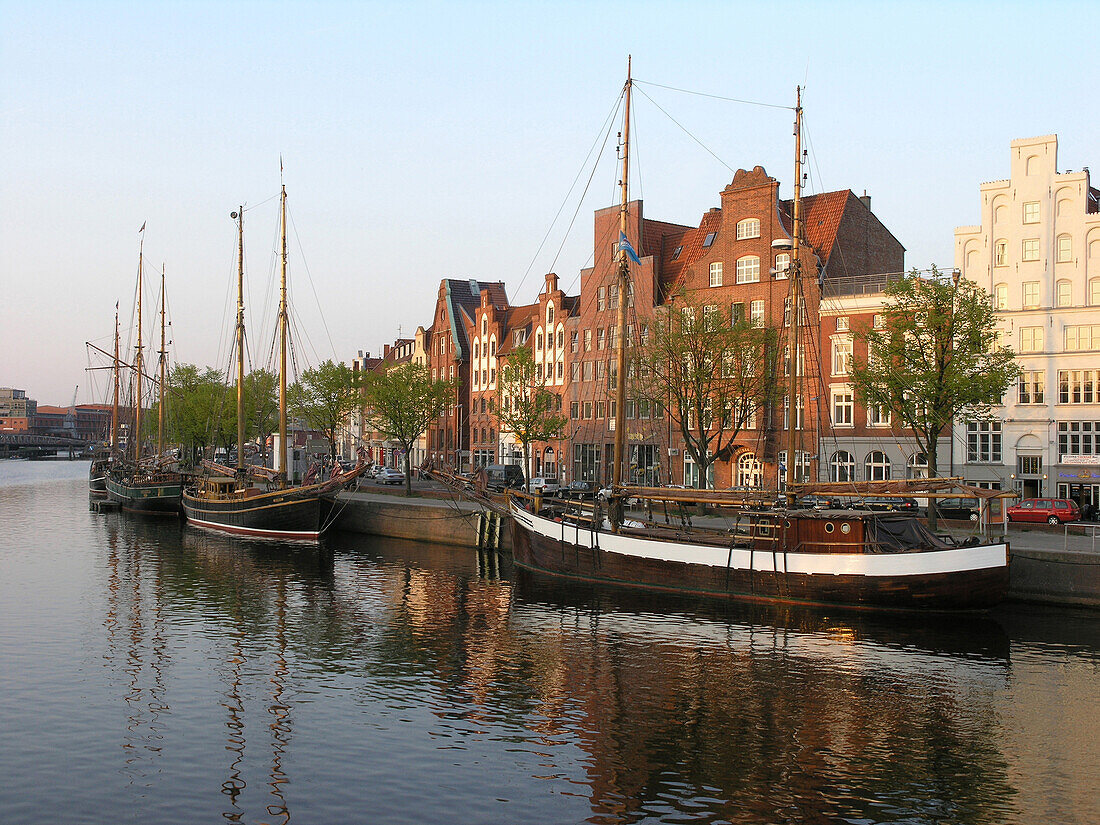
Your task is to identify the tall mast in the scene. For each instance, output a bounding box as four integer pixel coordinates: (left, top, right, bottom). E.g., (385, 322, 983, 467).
(133, 230, 144, 464)
(784, 87, 804, 507)
(612, 56, 632, 503)
(235, 207, 246, 475)
(278, 177, 289, 485)
(112, 302, 120, 451)
(158, 263, 167, 456)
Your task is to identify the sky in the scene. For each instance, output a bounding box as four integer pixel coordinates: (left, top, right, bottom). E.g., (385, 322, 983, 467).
(2, 0, 1098, 406)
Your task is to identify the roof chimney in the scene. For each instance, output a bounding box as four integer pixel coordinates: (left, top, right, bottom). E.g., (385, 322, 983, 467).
(859, 190, 871, 211)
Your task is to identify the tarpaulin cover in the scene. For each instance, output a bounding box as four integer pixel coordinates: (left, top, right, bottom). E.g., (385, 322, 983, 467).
(865, 515, 950, 553)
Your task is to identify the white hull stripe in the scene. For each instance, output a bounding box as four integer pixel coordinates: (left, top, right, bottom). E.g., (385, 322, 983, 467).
(185, 514, 319, 540)
(514, 505, 1008, 578)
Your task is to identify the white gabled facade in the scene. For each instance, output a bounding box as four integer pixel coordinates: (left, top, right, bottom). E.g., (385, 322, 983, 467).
(954, 135, 1100, 509)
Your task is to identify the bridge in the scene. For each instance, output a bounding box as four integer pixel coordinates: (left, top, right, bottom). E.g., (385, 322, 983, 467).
(0, 432, 91, 459)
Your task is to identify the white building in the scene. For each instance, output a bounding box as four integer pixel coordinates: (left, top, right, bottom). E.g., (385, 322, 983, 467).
(955, 135, 1100, 510)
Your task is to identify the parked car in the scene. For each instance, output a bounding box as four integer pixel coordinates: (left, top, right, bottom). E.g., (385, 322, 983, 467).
(795, 494, 845, 510)
(935, 498, 981, 521)
(376, 467, 405, 485)
(558, 480, 597, 500)
(483, 464, 525, 492)
(597, 487, 639, 506)
(851, 497, 920, 514)
(529, 477, 560, 495)
(1006, 498, 1081, 525)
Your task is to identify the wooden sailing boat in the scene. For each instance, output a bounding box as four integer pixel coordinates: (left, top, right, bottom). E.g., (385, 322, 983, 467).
(507, 66, 1010, 612)
(106, 233, 183, 514)
(88, 304, 121, 495)
(181, 184, 366, 541)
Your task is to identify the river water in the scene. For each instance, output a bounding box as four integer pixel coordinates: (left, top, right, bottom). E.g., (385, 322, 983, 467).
(1, 460, 1097, 824)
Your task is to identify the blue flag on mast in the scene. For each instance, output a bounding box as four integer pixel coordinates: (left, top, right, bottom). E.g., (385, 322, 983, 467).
(619, 231, 641, 264)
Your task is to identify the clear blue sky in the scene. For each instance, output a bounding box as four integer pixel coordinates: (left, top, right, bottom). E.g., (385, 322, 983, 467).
(3, 1, 1098, 406)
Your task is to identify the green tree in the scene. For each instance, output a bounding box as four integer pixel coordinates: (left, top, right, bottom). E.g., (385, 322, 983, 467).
(494, 346, 569, 493)
(288, 359, 362, 462)
(847, 267, 1018, 528)
(166, 364, 230, 465)
(631, 291, 778, 490)
(243, 368, 278, 464)
(361, 362, 456, 496)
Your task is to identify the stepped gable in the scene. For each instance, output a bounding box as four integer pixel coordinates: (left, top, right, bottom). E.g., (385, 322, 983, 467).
(443, 279, 508, 359)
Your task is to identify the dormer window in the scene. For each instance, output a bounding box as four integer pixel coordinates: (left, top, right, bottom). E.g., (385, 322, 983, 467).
(671, 245, 683, 260)
(702, 232, 717, 248)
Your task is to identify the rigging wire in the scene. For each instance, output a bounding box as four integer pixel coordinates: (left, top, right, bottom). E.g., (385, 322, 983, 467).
(632, 83, 737, 175)
(633, 78, 794, 111)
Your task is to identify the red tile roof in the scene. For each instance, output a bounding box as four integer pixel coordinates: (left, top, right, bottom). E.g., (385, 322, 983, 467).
(780, 190, 852, 265)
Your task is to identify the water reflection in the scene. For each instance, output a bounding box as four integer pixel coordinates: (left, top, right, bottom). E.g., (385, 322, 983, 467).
(46, 496, 1093, 824)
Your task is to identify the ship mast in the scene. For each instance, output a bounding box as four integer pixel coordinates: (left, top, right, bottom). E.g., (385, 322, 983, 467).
(278, 177, 289, 486)
(158, 264, 167, 456)
(133, 231, 144, 464)
(784, 87, 804, 507)
(232, 207, 246, 476)
(112, 303, 120, 452)
(611, 56, 632, 521)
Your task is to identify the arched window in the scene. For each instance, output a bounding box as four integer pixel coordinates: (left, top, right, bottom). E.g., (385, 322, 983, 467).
(547, 303, 555, 326)
(736, 218, 760, 240)
(536, 330, 544, 350)
(557, 328, 564, 349)
(1057, 234, 1073, 263)
(737, 453, 763, 488)
(1056, 279, 1072, 308)
(735, 255, 760, 284)
(774, 253, 790, 278)
(907, 452, 928, 479)
(993, 239, 1008, 267)
(473, 340, 480, 360)
(830, 450, 855, 482)
(481, 317, 487, 335)
(865, 451, 891, 481)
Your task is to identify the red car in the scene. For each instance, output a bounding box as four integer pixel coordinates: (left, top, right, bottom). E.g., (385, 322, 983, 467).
(1006, 498, 1081, 525)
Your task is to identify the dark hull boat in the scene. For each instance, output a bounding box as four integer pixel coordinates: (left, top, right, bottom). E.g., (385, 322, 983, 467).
(509, 500, 1010, 612)
(106, 470, 182, 515)
(182, 478, 342, 541)
(89, 457, 109, 494)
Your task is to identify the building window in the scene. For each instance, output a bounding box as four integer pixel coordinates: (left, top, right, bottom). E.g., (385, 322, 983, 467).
(736, 218, 760, 240)
(1022, 238, 1040, 262)
(1022, 281, 1039, 309)
(994, 240, 1008, 267)
(702, 232, 716, 247)
(583, 361, 593, 381)
(832, 390, 854, 426)
(774, 253, 790, 278)
(556, 361, 563, 380)
(867, 403, 891, 427)
(1090, 278, 1100, 307)
(1058, 421, 1100, 456)
(571, 361, 580, 380)
(557, 329, 564, 349)
(610, 283, 619, 310)
(473, 341, 480, 359)
(1065, 325, 1100, 351)
(865, 451, 891, 481)
(1020, 327, 1043, 353)
(671, 245, 683, 260)
(907, 453, 929, 480)
(584, 329, 592, 351)
(1023, 201, 1040, 224)
(966, 421, 1002, 463)
(1018, 370, 1045, 404)
(597, 328, 606, 350)
(836, 316, 849, 332)
(570, 401, 579, 419)
(831, 337, 853, 375)
(1057, 234, 1072, 263)
(782, 394, 805, 429)
(1018, 455, 1042, 475)
(736, 256, 760, 284)
(570, 331, 578, 353)
(536, 330, 544, 350)
(1057, 370, 1097, 404)
(547, 305, 555, 325)
(708, 261, 724, 287)
(993, 283, 1008, 310)
(731, 302, 745, 324)
(830, 450, 855, 482)
(872, 314, 885, 330)
(598, 286, 606, 311)
(750, 300, 765, 328)
(1057, 280, 1072, 307)
(737, 452, 763, 488)
(703, 304, 719, 329)
(481, 317, 487, 335)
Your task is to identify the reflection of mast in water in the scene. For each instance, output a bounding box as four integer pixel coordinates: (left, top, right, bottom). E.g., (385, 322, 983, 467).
(220, 593, 247, 821)
(265, 576, 292, 825)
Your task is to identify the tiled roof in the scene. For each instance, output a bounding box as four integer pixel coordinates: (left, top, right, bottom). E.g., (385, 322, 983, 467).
(497, 303, 539, 356)
(779, 189, 852, 265)
(443, 279, 508, 359)
(34, 405, 68, 415)
(659, 209, 722, 286)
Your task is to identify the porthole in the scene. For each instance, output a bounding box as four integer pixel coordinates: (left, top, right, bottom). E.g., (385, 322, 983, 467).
(784, 520, 792, 529)
(840, 523, 851, 534)
(824, 522, 835, 533)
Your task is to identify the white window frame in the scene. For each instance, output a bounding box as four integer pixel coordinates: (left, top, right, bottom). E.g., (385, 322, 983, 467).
(735, 218, 761, 240)
(1023, 201, 1040, 224)
(735, 255, 760, 284)
(709, 261, 723, 287)
(1022, 238, 1040, 262)
(750, 300, 765, 328)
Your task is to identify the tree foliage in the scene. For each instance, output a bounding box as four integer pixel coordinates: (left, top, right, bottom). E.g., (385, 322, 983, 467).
(361, 362, 456, 495)
(494, 345, 569, 492)
(847, 267, 1019, 526)
(243, 368, 278, 463)
(631, 290, 779, 489)
(288, 359, 362, 461)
